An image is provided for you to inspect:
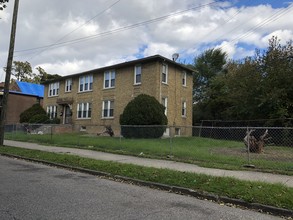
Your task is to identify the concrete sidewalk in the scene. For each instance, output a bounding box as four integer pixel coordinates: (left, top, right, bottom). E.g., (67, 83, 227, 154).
(3, 140, 293, 188)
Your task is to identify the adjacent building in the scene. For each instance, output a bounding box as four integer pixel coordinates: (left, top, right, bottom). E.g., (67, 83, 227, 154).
(42, 55, 194, 136)
(0, 81, 44, 124)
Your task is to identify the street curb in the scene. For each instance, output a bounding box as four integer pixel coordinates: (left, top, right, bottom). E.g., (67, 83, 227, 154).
(1, 152, 292, 218)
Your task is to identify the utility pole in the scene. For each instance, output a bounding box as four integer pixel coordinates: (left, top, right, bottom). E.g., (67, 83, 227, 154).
(0, 0, 20, 146)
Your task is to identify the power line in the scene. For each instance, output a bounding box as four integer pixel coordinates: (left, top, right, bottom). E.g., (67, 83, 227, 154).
(219, 2, 293, 52)
(14, 1, 222, 59)
(20, 0, 121, 61)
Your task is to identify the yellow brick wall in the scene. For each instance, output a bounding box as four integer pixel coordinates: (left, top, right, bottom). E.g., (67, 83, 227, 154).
(43, 59, 193, 136)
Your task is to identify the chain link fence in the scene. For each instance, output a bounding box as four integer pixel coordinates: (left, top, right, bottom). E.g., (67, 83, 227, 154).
(4, 123, 293, 174)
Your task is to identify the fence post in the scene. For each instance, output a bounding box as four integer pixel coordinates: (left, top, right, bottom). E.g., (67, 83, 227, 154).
(168, 126, 173, 159)
(50, 125, 53, 143)
(244, 127, 255, 168)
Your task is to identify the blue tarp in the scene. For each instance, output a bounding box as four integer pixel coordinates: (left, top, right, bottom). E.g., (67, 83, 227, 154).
(16, 81, 44, 98)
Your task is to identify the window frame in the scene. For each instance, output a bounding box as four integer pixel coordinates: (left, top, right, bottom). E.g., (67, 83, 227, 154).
(161, 97, 168, 116)
(134, 64, 142, 85)
(77, 102, 92, 119)
(104, 70, 116, 89)
(79, 75, 93, 92)
(47, 105, 57, 119)
(182, 71, 187, 86)
(102, 100, 114, 118)
(181, 101, 187, 117)
(65, 78, 72, 92)
(162, 63, 168, 84)
(48, 82, 59, 97)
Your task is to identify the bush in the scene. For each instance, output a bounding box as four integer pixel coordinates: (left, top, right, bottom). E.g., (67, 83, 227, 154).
(29, 114, 50, 123)
(20, 104, 47, 123)
(120, 94, 167, 138)
(49, 117, 60, 124)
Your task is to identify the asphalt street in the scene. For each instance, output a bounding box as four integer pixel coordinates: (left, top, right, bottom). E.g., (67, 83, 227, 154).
(0, 156, 282, 220)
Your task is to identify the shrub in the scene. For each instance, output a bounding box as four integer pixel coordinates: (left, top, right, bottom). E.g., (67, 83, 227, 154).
(29, 114, 50, 124)
(20, 104, 47, 123)
(49, 117, 61, 124)
(120, 94, 167, 138)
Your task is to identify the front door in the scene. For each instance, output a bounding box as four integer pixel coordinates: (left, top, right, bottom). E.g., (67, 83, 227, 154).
(64, 105, 72, 124)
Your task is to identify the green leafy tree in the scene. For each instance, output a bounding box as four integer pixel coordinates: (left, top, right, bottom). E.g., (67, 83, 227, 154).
(0, 0, 9, 11)
(120, 94, 167, 138)
(218, 58, 263, 120)
(192, 48, 228, 123)
(11, 61, 33, 81)
(255, 36, 293, 121)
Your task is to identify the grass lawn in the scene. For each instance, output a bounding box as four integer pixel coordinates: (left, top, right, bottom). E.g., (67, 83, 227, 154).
(5, 132, 293, 175)
(0, 145, 292, 211)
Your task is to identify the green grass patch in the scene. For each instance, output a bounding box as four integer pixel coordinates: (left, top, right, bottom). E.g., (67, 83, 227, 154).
(0, 145, 292, 211)
(5, 132, 293, 175)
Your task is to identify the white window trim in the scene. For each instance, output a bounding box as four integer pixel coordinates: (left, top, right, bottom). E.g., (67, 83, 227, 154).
(182, 101, 187, 117)
(78, 75, 93, 92)
(134, 64, 142, 85)
(162, 97, 168, 116)
(47, 105, 57, 119)
(102, 100, 114, 118)
(182, 71, 187, 86)
(104, 70, 116, 89)
(162, 63, 168, 84)
(77, 102, 92, 119)
(48, 82, 59, 97)
(65, 78, 72, 92)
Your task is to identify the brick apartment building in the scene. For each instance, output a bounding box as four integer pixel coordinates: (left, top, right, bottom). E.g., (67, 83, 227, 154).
(42, 55, 194, 136)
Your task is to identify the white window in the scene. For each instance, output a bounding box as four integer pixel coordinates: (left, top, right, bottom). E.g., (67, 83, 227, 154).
(162, 97, 168, 116)
(104, 70, 115, 88)
(47, 106, 57, 119)
(182, 71, 187, 86)
(182, 101, 186, 117)
(48, 82, 59, 97)
(77, 103, 92, 119)
(65, 78, 72, 92)
(79, 75, 93, 92)
(134, 65, 142, 84)
(162, 64, 168, 84)
(102, 100, 114, 118)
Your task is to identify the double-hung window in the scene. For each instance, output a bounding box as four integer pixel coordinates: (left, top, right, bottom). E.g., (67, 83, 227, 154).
(48, 82, 59, 97)
(102, 100, 114, 118)
(162, 64, 168, 84)
(77, 102, 92, 119)
(65, 78, 72, 92)
(79, 75, 93, 92)
(104, 70, 115, 89)
(47, 106, 57, 119)
(161, 97, 168, 116)
(134, 65, 141, 84)
(182, 71, 187, 86)
(182, 101, 187, 117)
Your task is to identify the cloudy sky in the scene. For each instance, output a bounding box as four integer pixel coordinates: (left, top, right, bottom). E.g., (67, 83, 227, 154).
(0, 0, 293, 81)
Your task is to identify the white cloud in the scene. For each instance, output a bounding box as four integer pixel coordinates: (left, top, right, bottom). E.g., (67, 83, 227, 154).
(1, 0, 293, 80)
(261, 29, 293, 46)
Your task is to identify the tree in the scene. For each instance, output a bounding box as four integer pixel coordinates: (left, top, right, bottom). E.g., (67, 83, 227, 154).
(11, 61, 33, 81)
(120, 94, 167, 138)
(194, 36, 293, 126)
(192, 48, 228, 123)
(0, 0, 9, 11)
(219, 58, 264, 120)
(6, 61, 62, 84)
(254, 36, 293, 122)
